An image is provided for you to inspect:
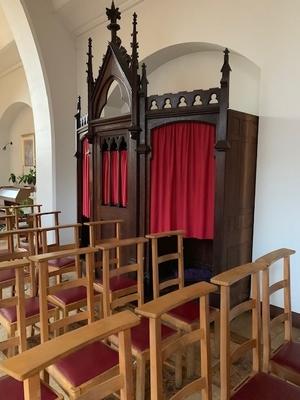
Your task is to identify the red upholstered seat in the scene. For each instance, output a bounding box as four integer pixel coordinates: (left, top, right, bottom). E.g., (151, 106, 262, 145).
(272, 341, 300, 373)
(231, 372, 300, 399)
(48, 256, 75, 268)
(0, 269, 15, 283)
(49, 286, 98, 305)
(0, 375, 58, 400)
(0, 297, 55, 323)
(54, 341, 119, 387)
(96, 274, 137, 292)
(168, 299, 199, 324)
(131, 316, 176, 352)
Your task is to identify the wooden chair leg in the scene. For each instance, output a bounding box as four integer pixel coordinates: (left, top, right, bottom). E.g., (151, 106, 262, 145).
(136, 355, 146, 400)
(186, 345, 194, 378)
(175, 349, 183, 388)
(7, 325, 16, 357)
(214, 314, 220, 357)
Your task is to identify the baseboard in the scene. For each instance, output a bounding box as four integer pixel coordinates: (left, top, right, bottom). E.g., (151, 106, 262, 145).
(270, 304, 300, 329)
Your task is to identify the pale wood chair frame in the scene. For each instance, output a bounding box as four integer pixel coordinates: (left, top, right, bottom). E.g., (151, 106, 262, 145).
(0, 310, 139, 400)
(30, 210, 61, 250)
(146, 230, 220, 377)
(96, 237, 148, 318)
(257, 248, 299, 382)
(211, 261, 268, 400)
(136, 282, 217, 400)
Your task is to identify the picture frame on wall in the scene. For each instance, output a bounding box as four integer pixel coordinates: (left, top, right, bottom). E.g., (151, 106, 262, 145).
(21, 133, 35, 172)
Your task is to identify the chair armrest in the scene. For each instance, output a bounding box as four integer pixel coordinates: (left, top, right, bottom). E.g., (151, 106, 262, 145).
(211, 262, 267, 287)
(84, 219, 123, 226)
(29, 211, 61, 217)
(0, 259, 29, 272)
(0, 227, 39, 237)
(0, 310, 139, 381)
(146, 230, 185, 239)
(136, 281, 217, 319)
(255, 248, 295, 266)
(38, 223, 81, 232)
(97, 237, 148, 250)
(29, 246, 97, 263)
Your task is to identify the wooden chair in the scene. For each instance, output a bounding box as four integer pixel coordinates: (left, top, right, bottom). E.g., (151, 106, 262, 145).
(0, 310, 138, 400)
(95, 236, 147, 318)
(257, 248, 300, 385)
(85, 218, 123, 268)
(211, 261, 300, 400)
(0, 227, 38, 297)
(40, 223, 81, 283)
(30, 247, 101, 334)
(146, 230, 220, 377)
(102, 238, 181, 400)
(0, 259, 61, 399)
(31, 247, 136, 399)
(136, 281, 217, 400)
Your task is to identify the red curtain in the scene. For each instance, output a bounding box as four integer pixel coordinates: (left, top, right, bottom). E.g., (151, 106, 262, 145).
(150, 122, 215, 239)
(82, 138, 90, 218)
(102, 151, 110, 205)
(110, 150, 119, 205)
(120, 150, 128, 207)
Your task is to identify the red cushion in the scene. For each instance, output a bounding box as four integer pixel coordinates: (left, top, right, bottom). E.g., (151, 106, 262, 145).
(131, 317, 176, 352)
(272, 341, 300, 373)
(50, 286, 98, 305)
(54, 341, 119, 387)
(231, 372, 300, 399)
(96, 274, 137, 292)
(48, 256, 75, 268)
(0, 297, 55, 323)
(168, 299, 199, 324)
(0, 375, 57, 400)
(0, 269, 15, 283)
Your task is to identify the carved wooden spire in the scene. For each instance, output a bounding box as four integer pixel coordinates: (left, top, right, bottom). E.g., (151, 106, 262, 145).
(140, 63, 148, 95)
(220, 48, 231, 88)
(106, 1, 121, 44)
(86, 37, 94, 86)
(131, 12, 139, 71)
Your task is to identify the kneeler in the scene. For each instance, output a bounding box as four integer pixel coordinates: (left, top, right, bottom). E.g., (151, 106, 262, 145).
(0, 310, 139, 400)
(0, 259, 61, 400)
(30, 246, 128, 399)
(257, 248, 300, 385)
(136, 281, 217, 400)
(146, 230, 220, 379)
(211, 261, 300, 400)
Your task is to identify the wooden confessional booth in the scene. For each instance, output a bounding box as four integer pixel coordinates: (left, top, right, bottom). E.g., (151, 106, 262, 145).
(75, 2, 258, 304)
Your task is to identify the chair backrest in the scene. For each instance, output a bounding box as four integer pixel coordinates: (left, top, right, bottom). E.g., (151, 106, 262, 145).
(85, 219, 123, 268)
(211, 261, 268, 400)
(136, 281, 217, 400)
(29, 247, 98, 343)
(0, 259, 29, 355)
(146, 230, 185, 299)
(0, 310, 139, 400)
(97, 237, 148, 317)
(0, 214, 15, 232)
(30, 211, 61, 248)
(256, 248, 295, 372)
(40, 223, 81, 253)
(0, 227, 39, 261)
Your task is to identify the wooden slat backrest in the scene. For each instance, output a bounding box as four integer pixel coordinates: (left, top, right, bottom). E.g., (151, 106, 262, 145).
(30, 211, 61, 248)
(97, 237, 148, 317)
(29, 247, 98, 343)
(211, 262, 268, 400)
(0, 310, 139, 400)
(85, 219, 123, 268)
(256, 248, 295, 372)
(0, 259, 29, 354)
(0, 214, 15, 232)
(0, 227, 39, 260)
(136, 281, 217, 400)
(146, 230, 185, 299)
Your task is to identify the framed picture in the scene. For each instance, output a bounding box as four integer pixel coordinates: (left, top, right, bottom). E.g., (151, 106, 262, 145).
(21, 133, 35, 169)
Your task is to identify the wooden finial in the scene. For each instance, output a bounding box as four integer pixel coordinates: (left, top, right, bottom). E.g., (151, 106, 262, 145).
(131, 12, 139, 66)
(86, 37, 94, 85)
(106, 1, 121, 43)
(220, 48, 231, 87)
(141, 63, 148, 93)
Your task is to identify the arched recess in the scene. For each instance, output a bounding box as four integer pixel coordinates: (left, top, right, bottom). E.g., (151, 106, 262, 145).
(0, 0, 55, 211)
(0, 101, 34, 186)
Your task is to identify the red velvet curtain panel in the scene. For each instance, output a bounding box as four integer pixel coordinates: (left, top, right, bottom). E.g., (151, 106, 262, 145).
(102, 151, 110, 205)
(82, 138, 90, 218)
(150, 122, 216, 239)
(110, 150, 119, 205)
(120, 150, 128, 207)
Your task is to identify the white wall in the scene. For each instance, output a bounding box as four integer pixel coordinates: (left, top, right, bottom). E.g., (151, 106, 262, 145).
(75, 0, 300, 312)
